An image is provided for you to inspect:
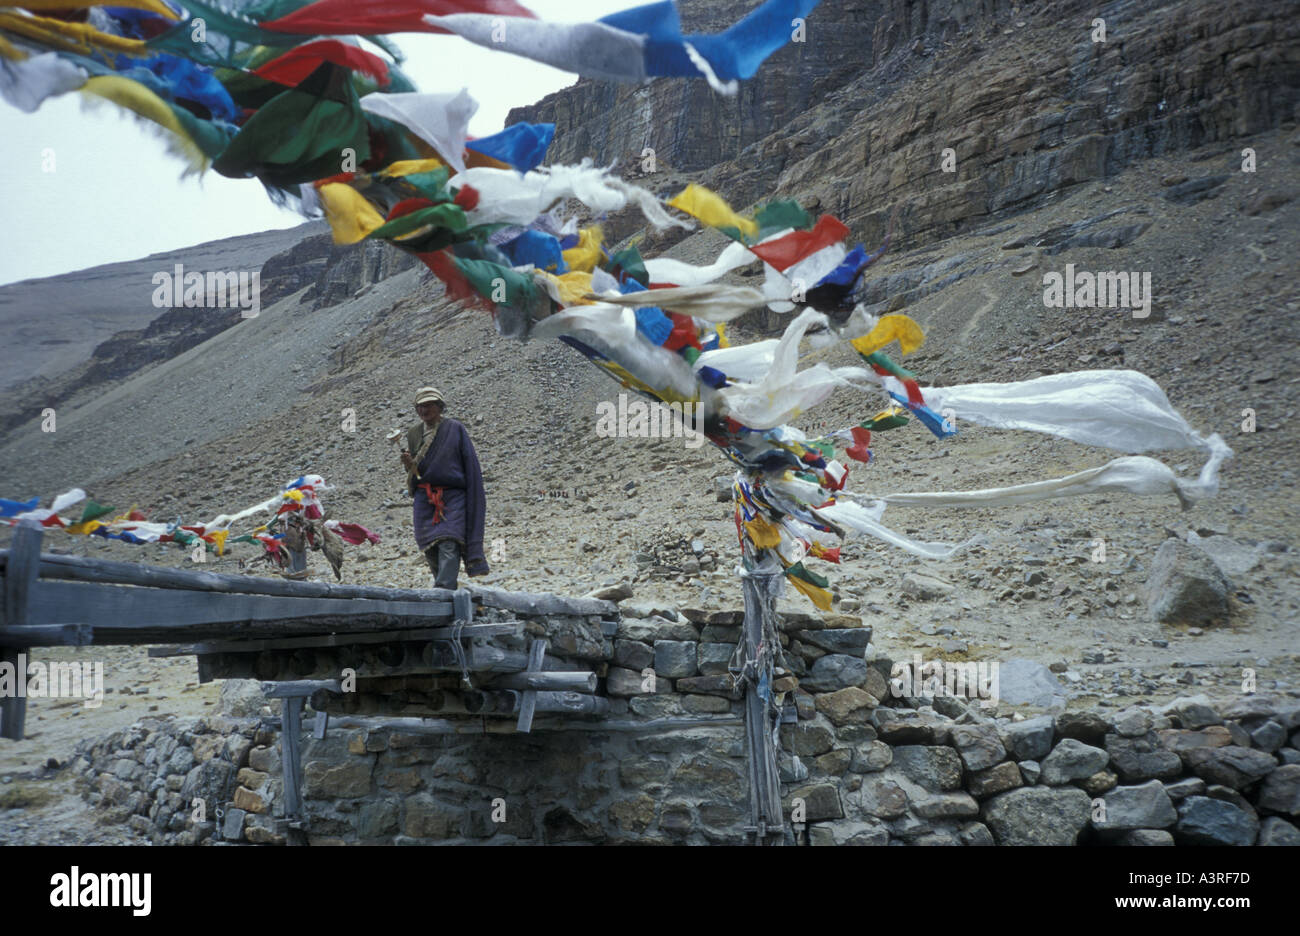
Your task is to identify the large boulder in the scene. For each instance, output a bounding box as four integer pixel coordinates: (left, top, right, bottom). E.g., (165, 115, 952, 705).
(1143, 539, 1231, 625)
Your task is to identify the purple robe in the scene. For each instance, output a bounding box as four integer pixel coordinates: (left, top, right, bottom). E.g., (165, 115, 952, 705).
(409, 418, 489, 576)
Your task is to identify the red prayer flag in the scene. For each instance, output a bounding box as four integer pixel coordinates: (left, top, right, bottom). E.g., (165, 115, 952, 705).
(254, 40, 391, 88)
(748, 214, 851, 273)
(846, 426, 871, 462)
(388, 197, 435, 220)
(453, 184, 480, 211)
(261, 0, 537, 36)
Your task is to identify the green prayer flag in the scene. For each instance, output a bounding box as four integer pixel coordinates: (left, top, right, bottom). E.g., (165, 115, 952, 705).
(80, 500, 115, 523)
(609, 244, 648, 286)
(367, 203, 467, 241)
(786, 561, 829, 588)
(214, 63, 370, 188)
(753, 199, 812, 239)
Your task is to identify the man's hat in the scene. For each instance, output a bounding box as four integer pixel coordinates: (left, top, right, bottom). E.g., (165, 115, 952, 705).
(414, 386, 445, 406)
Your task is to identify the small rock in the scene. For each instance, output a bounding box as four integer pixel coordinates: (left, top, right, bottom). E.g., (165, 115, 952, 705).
(900, 572, 954, 601)
(1040, 738, 1110, 785)
(584, 581, 633, 601)
(1095, 780, 1177, 830)
(1175, 795, 1258, 846)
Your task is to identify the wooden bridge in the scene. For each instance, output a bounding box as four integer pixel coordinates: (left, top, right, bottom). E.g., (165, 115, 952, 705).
(0, 519, 788, 844)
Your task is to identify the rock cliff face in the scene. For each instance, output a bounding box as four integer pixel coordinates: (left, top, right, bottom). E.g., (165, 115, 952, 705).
(259, 234, 419, 309)
(509, 0, 884, 175)
(509, 0, 1299, 250)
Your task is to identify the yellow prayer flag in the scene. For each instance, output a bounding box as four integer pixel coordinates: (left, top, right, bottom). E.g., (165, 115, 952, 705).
(668, 183, 758, 240)
(0, 11, 149, 56)
(381, 158, 446, 178)
(561, 226, 603, 273)
(745, 515, 783, 550)
(850, 313, 925, 356)
(786, 573, 834, 611)
(542, 271, 596, 306)
(2, 0, 178, 19)
(318, 183, 387, 245)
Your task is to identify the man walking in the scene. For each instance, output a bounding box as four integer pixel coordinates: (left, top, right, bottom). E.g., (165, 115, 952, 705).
(400, 386, 489, 588)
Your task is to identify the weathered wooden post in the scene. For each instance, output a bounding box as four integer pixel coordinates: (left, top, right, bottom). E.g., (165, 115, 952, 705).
(1, 520, 41, 741)
(740, 561, 786, 846)
(263, 678, 342, 846)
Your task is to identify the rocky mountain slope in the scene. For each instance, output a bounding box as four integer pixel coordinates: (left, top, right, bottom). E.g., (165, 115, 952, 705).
(0, 0, 1297, 829)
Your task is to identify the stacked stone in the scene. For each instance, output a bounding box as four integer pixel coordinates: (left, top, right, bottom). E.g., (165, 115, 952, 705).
(70, 714, 283, 845)
(633, 526, 722, 579)
(783, 687, 1300, 846)
(68, 602, 1300, 845)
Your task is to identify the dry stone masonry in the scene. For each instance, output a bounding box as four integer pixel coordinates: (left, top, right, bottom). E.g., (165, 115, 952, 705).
(69, 600, 1300, 845)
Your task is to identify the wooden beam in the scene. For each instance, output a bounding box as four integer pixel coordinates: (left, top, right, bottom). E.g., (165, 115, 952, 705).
(147, 622, 522, 658)
(463, 584, 616, 617)
(261, 714, 742, 735)
(0, 623, 92, 647)
(5, 550, 467, 603)
(516, 639, 547, 733)
(533, 690, 609, 716)
(1, 521, 41, 741)
(462, 689, 520, 714)
(30, 580, 455, 633)
(486, 670, 597, 692)
(261, 679, 343, 698)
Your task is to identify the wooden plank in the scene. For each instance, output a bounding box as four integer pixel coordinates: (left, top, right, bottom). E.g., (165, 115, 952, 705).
(6, 550, 467, 603)
(31, 580, 453, 629)
(147, 622, 520, 658)
(1, 521, 41, 740)
(463, 584, 616, 617)
(518, 640, 549, 726)
(0, 623, 92, 647)
(261, 679, 342, 698)
(516, 639, 547, 733)
(281, 696, 305, 833)
(263, 714, 742, 735)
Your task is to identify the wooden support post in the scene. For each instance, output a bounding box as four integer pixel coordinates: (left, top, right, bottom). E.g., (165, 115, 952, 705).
(741, 571, 785, 846)
(1, 521, 41, 741)
(452, 589, 473, 626)
(280, 694, 306, 846)
(516, 639, 547, 733)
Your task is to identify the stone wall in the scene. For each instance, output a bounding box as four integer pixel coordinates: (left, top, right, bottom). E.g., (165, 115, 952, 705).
(69, 602, 1300, 845)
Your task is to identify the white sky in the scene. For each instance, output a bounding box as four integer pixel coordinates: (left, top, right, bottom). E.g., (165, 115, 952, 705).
(0, 1, 642, 286)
